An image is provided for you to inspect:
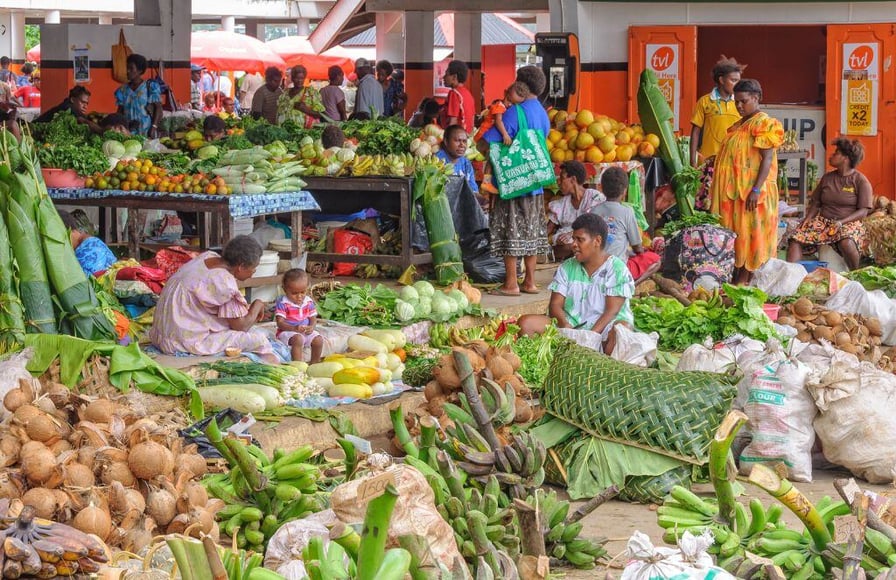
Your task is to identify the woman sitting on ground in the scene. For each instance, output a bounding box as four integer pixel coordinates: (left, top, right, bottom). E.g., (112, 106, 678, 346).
(149, 235, 276, 362)
(787, 137, 872, 271)
(547, 160, 606, 260)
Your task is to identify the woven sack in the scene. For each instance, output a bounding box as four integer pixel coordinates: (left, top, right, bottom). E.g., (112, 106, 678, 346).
(111, 29, 133, 84)
(617, 465, 693, 504)
(541, 341, 736, 464)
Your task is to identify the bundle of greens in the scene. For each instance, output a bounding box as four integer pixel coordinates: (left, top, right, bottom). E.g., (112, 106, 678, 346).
(317, 283, 398, 327)
(32, 112, 109, 176)
(506, 323, 560, 388)
(844, 265, 896, 298)
(660, 212, 721, 237)
(633, 284, 781, 351)
(341, 119, 419, 156)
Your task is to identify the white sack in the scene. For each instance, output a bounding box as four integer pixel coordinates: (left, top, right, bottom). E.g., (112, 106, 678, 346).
(621, 530, 735, 580)
(752, 258, 808, 297)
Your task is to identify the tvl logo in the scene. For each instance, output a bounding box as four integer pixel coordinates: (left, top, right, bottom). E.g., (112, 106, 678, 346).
(651, 47, 675, 71)
(848, 45, 874, 70)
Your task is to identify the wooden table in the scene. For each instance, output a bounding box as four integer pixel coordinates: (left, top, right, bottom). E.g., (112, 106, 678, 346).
(301, 176, 433, 271)
(47, 188, 320, 260)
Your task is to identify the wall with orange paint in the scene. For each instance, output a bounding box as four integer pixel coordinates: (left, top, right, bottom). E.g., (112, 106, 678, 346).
(579, 70, 628, 121)
(482, 45, 516, 106)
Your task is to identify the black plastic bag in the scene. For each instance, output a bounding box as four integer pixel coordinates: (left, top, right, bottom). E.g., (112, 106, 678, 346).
(178, 408, 261, 459)
(461, 228, 506, 283)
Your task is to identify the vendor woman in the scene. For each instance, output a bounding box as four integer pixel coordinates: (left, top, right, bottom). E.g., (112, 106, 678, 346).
(786, 137, 872, 271)
(149, 236, 276, 362)
(517, 213, 635, 354)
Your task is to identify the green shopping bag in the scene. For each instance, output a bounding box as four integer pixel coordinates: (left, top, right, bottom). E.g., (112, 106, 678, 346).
(489, 106, 556, 200)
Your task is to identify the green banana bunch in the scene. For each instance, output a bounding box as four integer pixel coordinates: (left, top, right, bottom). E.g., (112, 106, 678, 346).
(528, 489, 607, 569)
(429, 323, 451, 349)
(478, 378, 517, 426)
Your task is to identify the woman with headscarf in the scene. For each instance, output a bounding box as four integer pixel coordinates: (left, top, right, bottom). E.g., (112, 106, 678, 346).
(710, 79, 784, 284)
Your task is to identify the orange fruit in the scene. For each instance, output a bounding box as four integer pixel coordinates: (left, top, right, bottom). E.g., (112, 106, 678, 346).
(597, 136, 616, 154)
(548, 129, 563, 144)
(585, 146, 604, 164)
(615, 131, 631, 145)
(206, 184, 217, 194)
(121, 181, 131, 191)
(616, 144, 634, 162)
(638, 142, 656, 157)
(84, 178, 94, 188)
(574, 149, 587, 162)
(564, 150, 574, 161)
(575, 109, 595, 129)
(645, 134, 661, 148)
(575, 132, 594, 151)
(550, 148, 566, 163)
(587, 122, 606, 140)
(603, 149, 617, 163)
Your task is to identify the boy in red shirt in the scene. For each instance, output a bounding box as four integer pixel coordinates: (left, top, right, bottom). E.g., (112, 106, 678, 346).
(440, 60, 475, 134)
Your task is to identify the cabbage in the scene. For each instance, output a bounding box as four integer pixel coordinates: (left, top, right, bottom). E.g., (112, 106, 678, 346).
(413, 280, 435, 298)
(414, 298, 431, 318)
(447, 289, 469, 311)
(335, 148, 356, 164)
(122, 140, 143, 156)
(431, 293, 453, 315)
(265, 140, 288, 158)
(197, 145, 219, 160)
(394, 299, 416, 322)
(300, 136, 314, 147)
(102, 140, 126, 158)
(107, 157, 120, 171)
(399, 285, 419, 303)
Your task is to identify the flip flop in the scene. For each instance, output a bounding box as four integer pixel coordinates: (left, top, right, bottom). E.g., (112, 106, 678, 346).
(488, 288, 521, 297)
(520, 288, 540, 295)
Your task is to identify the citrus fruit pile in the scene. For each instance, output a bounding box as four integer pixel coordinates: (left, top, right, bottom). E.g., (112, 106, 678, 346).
(546, 109, 660, 164)
(83, 159, 232, 195)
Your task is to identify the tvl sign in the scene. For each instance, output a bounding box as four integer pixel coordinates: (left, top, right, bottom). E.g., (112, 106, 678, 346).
(764, 105, 827, 182)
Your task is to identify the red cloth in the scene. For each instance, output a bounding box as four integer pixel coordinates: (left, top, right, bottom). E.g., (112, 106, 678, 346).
(627, 251, 661, 280)
(144, 247, 199, 280)
(116, 266, 168, 295)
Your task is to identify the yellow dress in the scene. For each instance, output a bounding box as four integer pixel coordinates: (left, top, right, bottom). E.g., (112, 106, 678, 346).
(710, 112, 784, 272)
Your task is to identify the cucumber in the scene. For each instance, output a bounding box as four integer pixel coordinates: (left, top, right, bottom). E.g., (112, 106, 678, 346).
(198, 386, 266, 414)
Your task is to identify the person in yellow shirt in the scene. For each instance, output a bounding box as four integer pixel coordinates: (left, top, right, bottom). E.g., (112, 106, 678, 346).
(690, 56, 746, 166)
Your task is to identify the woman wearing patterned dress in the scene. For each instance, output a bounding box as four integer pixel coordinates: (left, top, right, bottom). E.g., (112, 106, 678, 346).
(277, 65, 323, 127)
(115, 54, 161, 137)
(710, 79, 784, 284)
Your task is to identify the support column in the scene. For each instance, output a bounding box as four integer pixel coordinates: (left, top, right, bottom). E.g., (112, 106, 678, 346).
(98, 15, 113, 25)
(245, 21, 266, 40)
(536, 13, 551, 33)
(404, 11, 434, 126)
(296, 18, 311, 36)
(222, 16, 236, 32)
(453, 12, 483, 114)
(44, 11, 61, 24)
(375, 13, 404, 68)
(10, 12, 25, 62)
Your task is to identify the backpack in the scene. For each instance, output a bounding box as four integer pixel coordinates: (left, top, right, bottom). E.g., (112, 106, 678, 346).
(662, 224, 736, 292)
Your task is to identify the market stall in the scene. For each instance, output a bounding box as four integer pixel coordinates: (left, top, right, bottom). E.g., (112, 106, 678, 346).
(47, 188, 319, 261)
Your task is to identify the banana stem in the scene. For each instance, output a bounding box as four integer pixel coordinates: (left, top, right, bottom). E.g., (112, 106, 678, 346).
(709, 410, 748, 527)
(357, 484, 400, 580)
(389, 405, 420, 459)
(330, 522, 362, 560)
(418, 416, 437, 464)
(749, 464, 832, 551)
(453, 350, 501, 451)
(397, 535, 441, 580)
(337, 437, 358, 480)
(222, 437, 267, 493)
(204, 418, 238, 467)
(201, 536, 227, 580)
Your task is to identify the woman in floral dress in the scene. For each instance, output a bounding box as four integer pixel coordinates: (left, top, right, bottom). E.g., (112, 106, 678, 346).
(277, 65, 324, 127)
(149, 236, 275, 362)
(115, 53, 161, 137)
(710, 79, 784, 284)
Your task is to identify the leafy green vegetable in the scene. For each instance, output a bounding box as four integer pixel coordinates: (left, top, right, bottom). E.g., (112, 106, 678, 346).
(660, 212, 720, 238)
(633, 284, 781, 351)
(505, 322, 559, 388)
(139, 151, 192, 175)
(341, 119, 419, 156)
(843, 265, 896, 298)
(243, 119, 291, 146)
(316, 283, 398, 327)
(38, 143, 109, 176)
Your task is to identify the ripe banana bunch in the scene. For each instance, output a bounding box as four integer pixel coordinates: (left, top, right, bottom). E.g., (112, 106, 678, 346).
(479, 316, 507, 342)
(349, 155, 376, 176)
(0, 506, 108, 578)
(382, 154, 405, 177)
(528, 489, 607, 569)
(355, 263, 380, 279)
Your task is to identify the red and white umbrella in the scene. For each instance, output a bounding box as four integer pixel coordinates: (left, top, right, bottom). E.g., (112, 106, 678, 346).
(266, 36, 354, 81)
(26, 44, 40, 63)
(191, 31, 285, 74)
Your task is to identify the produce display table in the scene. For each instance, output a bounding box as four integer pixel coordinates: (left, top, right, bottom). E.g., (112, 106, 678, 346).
(47, 188, 320, 261)
(301, 176, 433, 271)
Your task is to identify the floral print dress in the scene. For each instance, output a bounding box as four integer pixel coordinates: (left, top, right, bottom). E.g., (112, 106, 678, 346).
(710, 112, 784, 272)
(148, 252, 273, 359)
(114, 81, 161, 136)
(277, 87, 324, 127)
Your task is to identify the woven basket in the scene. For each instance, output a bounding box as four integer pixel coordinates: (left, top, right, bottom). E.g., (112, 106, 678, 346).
(865, 215, 896, 266)
(618, 465, 693, 504)
(310, 279, 342, 303)
(542, 341, 737, 464)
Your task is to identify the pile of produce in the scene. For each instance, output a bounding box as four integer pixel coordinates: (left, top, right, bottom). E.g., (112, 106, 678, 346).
(84, 157, 234, 194)
(317, 280, 484, 328)
(545, 108, 660, 164)
(417, 344, 535, 427)
(869, 194, 896, 219)
(844, 264, 896, 298)
(31, 113, 115, 177)
(193, 360, 324, 411)
(0, 379, 217, 556)
(306, 329, 407, 399)
(632, 285, 781, 351)
(777, 296, 892, 368)
(201, 419, 323, 554)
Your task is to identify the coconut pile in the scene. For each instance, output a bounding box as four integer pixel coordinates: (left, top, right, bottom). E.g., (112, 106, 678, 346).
(414, 343, 538, 429)
(0, 378, 222, 554)
(778, 297, 895, 370)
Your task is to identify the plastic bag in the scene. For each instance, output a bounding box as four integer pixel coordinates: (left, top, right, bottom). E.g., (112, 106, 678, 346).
(178, 409, 262, 459)
(808, 354, 896, 483)
(0, 349, 39, 422)
(557, 325, 657, 365)
(752, 258, 807, 297)
(826, 281, 896, 346)
(264, 510, 339, 579)
(461, 229, 505, 284)
(329, 464, 471, 578)
(621, 530, 735, 580)
(677, 339, 737, 373)
(739, 357, 815, 481)
(332, 229, 373, 277)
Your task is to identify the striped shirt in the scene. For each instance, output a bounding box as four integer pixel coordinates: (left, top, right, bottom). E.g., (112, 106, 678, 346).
(251, 85, 282, 125)
(548, 256, 635, 329)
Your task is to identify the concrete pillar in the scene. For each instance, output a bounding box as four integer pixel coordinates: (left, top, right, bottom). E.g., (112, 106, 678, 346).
(44, 10, 61, 24)
(404, 11, 434, 123)
(375, 13, 404, 68)
(549, 0, 579, 36)
(222, 16, 236, 32)
(98, 15, 113, 25)
(10, 12, 25, 62)
(245, 21, 266, 40)
(453, 13, 483, 114)
(296, 18, 311, 36)
(536, 13, 551, 33)
(134, 0, 162, 26)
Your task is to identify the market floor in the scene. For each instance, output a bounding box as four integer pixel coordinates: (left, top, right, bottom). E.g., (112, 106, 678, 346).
(561, 469, 892, 576)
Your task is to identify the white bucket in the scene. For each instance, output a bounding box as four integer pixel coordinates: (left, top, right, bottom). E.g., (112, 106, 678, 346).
(253, 251, 279, 278)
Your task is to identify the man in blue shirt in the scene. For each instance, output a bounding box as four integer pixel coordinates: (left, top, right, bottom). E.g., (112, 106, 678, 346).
(436, 124, 479, 195)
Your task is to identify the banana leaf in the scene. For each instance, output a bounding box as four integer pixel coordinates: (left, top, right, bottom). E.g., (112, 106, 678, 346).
(5, 180, 56, 334)
(0, 181, 25, 353)
(414, 166, 463, 286)
(636, 69, 693, 217)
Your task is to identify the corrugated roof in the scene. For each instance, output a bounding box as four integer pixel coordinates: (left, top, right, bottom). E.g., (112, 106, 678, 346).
(340, 13, 533, 47)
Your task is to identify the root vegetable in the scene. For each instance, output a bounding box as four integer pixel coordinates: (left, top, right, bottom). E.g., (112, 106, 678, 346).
(0, 435, 21, 467)
(3, 389, 31, 413)
(44, 383, 71, 409)
(423, 380, 443, 402)
(178, 481, 208, 513)
(128, 440, 175, 480)
(166, 513, 191, 535)
(513, 397, 534, 423)
(77, 446, 97, 470)
(146, 487, 176, 527)
(72, 502, 112, 541)
(502, 351, 522, 371)
(49, 440, 72, 455)
(427, 395, 447, 418)
(813, 326, 834, 343)
(20, 443, 56, 485)
(835, 332, 852, 347)
(432, 355, 461, 390)
(498, 374, 531, 398)
(866, 317, 883, 337)
(13, 404, 43, 425)
(21, 488, 56, 519)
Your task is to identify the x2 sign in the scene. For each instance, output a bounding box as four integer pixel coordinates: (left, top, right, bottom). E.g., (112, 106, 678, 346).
(841, 43, 879, 136)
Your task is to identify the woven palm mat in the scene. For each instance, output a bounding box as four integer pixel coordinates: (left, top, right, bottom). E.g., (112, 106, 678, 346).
(865, 215, 896, 266)
(541, 341, 736, 464)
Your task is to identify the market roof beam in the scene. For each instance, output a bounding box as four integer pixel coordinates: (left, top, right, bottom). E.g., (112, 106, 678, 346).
(366, 0, 548, 10)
